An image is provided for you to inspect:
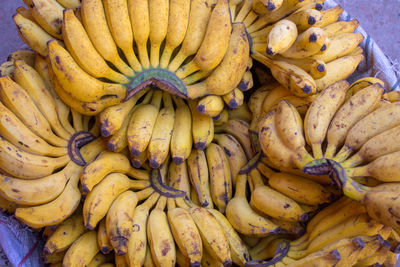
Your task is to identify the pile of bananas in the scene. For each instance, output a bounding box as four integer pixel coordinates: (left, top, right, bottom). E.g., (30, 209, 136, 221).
(0, 0, 399, 266)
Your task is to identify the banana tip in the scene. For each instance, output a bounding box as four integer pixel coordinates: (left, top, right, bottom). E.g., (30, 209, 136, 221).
(173, 157, 184, 165)
(308, 16, 316, 25)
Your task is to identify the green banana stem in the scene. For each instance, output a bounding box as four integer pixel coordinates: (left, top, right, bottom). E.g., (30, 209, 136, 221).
(302, 158, 370, 202)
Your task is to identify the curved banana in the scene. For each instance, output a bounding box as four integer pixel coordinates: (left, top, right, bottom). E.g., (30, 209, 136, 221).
(81, 0, 134, 76)
(322, 19, 360, 38)
(170, 97, 192, 164)
(266, 19, 298, 56)
(286, 8, 322, 31)
(148, 0, 169, 67)
(28, 0, 64, 39)
(313, 5, 343, 28)
(223, 88, 244, 109)
(98, 218, 113, 254)
(188, 100, 213, 150)
(304, 80, 349, 158)
(106, 190, 138, 255)
(62, 231, 99, 267)
(197, 95, 225, 118)
(206, 143, 232, 213)
(226, 173, 280, 237)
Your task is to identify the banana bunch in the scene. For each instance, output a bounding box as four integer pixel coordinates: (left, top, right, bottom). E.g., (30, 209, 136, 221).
(0, 52, 108, 229)
(14, 0, 251, 113)
(230, 0, 365, 97)
(246, 196, 399, 267)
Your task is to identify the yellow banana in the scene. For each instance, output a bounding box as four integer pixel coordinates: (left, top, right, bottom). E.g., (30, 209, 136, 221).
(168, 0, 214, 72)
(127, 90, 162, 156)
(313, 5, 343, 28)
(62, 9, 129, 84)
(223, 88, 244, 109)
(238, 70, 254, 92)
(206, 143, 232, 213)
(213, 134, 247, 185)
(159, 0, 191, 68)
(44, 211, 86, 254)
(304, 80, 349, 158)
(148, 93, 175, 168)
(354, 242, 391, 267)
(126, 193, 160, 266)
(286, 8, 322, 31)
(48, 40, 126, 103)
(226, 174, 280, 237)
(266, 19, 298, 56)
(270, 55, 327, 80)
(189, 206, 232, 265)
(176, 0, 231, 78)
(81, 0, 134, 76)
(106, 190, 138, 255)
(228, 103, 252, 122)
(87, 252, 114, 267)
(324, 83, 384, 158)
(55, 0, 80, 8)
(187, 22, 250, 99)
(81, 151, 149, 193)
(335, 102, 400, 161)
(147, 197, 176, 266)
(7, 49, 35, 67)
(187, 149, 213, 208)
(188, 100, 213, 150)
(98, 218, 113, 254)
(102, 0, 141, 72)
(15, 5, 35, 21)
(28, 0, 64, 39)
(83, 173, 150, 230)
(170, 97, 192, 164)
(12, 60, 71, 140)
(213, 109, 229, 126)
(167, 207, 203, 266)
(197, 95, 225, 117)
(286, 249, 341, 267)
(315, 54, 365, 92)
(148, 0, 169, 67)
(323, 19, 360, 38)
(12, 13, 54, 56)
(62, 231, 100, 267)
(252, 52, 317, 97)
(250, 169, 308, 222)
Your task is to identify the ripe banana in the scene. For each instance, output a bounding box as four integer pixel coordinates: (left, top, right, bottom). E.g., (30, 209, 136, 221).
(170, 97, 192, 164)
(188, 100, 213, 150)
(263, 19, 298, 56)
(197, 95, 225, 117)
(223, 88, 244, 109)
(148, 0, 169, 67)
(28, 0, 64, 39)
(98, 218, 113, 254)
(62, 231, 99, 267)
(323, 19, 360, 38)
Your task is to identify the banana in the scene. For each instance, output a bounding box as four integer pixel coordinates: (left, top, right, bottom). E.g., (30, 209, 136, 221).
(12, 13, 54, 56)
(170, 97, 192, 164)
(176, 0, 231, 78)
(15, 6, 35, 21)
(323, 19, 360, 38)
(324, 83, 384, 158)
(304, 80, 349, 158)
(286, 249, 341, 267)
(0, 61, 14, 77)
(213, 134, 247, 185)
(44, 250, 66, 264)
(101, 89, 150, 137)
(28, 0, 64, 39)
(168, 0, 214, 72)
(354, 241, 391, 266)
(48, 40, 126, 103)
(315, 54, 365, 92)
(33, 54, 75, 135)
(159, 0, 191, 68)
(12, 60, 71, 140)
(318, 237, 365, 267)
(313, 5, 343, 28)
(0, 75, 67, 146)
(188, 206, 232, 265)
(102, 0, 141, 72)
(259, 163, 333, 205)
(167, 207, 203, 266)
(125, 193, 159, 266)
(335, 102, 400, 161)
(223, 88, 244, 109)
(147, 197, 176, 266)
(206, 143, 232, 212)
(0, 101, 66, 157)
(0, 136, 68, 179)
(216, 119, 254, 158)
(188, 100, 213, 150)
(62, 9, 129, 84)
(83, 173, 151, 230)
(168, 161, 191, 200)
(341, 125, 400, 168)
(265, 19, 298, 56)
(208, 209, 250, 266)
(148, 93, 175, 168)
(250, 168, 308, 222)
(213, 109, 229, 126)
(197, 95, 225, 117)
(345, 151, 400, 182)
(98, 218, 113, 254)
(252, 52, 317, 97)
(0, 194, 17, 214)
(281, 27, 328, 59)
(346, 77, 386, 99)
(87, 253, 114, 267)
(226, 173, 280, 237)
(81, 151, 149, 192)
(238, 70, 254, 92)
(187, 149, 213, 208)
(313, 33, 364, 63)
(383, 90, 400, 102)
(44, 211, 86, 254)
(228, 103, 252, 122)
(186, 22, 250, 99)
(7, 49, 35, 67)
(106, 190, 138, 255)
(286, 8, 322, 31)
(127, 90, 163, 156)
(80, 0, 133, 76)
(252, 0, 283, 15)
(56, 0, 80, 8)
(62, 231, 99, 266)
(148, 0, 169, 67)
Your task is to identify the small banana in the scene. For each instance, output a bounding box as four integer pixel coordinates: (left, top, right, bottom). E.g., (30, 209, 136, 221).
(265, 19, 298, 56)
(286, 8, 322, 31)
(223, 88, 244, 109)
(314, 5, 343, 28)
(62, 231, 100, 267)
(170, 97, 192, 164)
(322, 19, 360, 38)
(97, 218, 113, 254)
(197, 95, 225, 117)
(188, 100, 213, 150)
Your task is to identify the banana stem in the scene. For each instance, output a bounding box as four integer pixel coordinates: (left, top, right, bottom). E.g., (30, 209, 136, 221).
(257, 162, 277, 178)
(155, 196, 167, 210)
(140, 192, 160, 210)
(234, 174, 248, 198)
(249, 169, 265, 188)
